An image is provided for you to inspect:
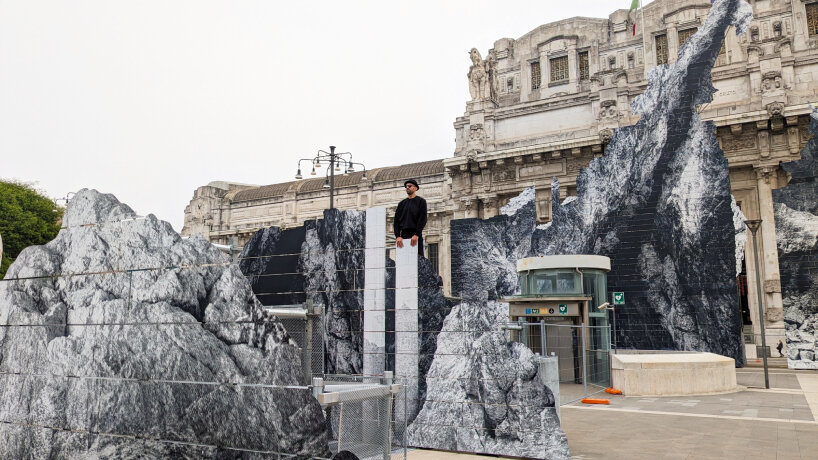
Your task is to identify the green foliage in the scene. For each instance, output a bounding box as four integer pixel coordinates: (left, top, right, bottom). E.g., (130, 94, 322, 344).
(0, 181, 63, 279)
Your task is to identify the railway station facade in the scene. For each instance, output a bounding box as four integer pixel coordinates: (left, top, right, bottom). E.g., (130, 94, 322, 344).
(183, 0, 818, 352)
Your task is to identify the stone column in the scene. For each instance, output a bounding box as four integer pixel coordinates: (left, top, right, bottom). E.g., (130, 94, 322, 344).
(394, 242, 418, 427)
(666, 26, 679, 64)
(754, 167, 785, 339)
(363, 207, 386, 380)
(440, 226, 452, 297)
(567, 45, 578, 91)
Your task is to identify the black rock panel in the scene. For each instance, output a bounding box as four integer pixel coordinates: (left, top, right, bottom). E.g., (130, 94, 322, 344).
(773, 109, 818, 369)
(450, 0, 751, 363)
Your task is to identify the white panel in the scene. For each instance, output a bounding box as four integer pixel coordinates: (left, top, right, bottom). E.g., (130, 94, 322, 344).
(362, 206, 387, 443)
(363, 207, 386, 380)
(394, 241, 418, 426)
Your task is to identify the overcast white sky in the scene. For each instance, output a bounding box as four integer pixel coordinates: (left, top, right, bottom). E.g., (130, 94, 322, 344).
(1, 0, 640, 231)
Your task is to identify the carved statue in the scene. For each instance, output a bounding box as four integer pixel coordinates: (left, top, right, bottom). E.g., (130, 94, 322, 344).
(468, 48, 497, 102)
(486, 50, 499, 102)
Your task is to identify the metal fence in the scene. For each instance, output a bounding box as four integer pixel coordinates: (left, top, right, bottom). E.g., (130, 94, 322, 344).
(312, 373, 407, 460)
(504, 321, 612, 405)
(262, 301, 325, 384)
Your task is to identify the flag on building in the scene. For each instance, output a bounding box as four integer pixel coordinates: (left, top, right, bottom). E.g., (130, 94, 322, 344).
(630, 0, 640, 36)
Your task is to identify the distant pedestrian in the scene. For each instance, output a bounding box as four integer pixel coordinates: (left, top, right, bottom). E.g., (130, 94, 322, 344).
(777, 339, 784, 357)
(394, 179, 427, 257)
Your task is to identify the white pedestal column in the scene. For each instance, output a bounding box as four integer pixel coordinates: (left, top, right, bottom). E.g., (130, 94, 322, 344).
(394, 242, 418, 426)
(362, 207, 387, 443)
(363, 207, 386, 381)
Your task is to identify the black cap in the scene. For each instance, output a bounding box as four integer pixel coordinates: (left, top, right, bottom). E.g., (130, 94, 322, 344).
(404, 179, 419, 189)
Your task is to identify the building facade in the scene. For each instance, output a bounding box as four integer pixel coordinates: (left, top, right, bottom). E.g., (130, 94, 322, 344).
(183, 0, 818, 353)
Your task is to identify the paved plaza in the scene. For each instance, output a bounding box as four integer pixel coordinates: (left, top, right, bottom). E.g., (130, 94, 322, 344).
(407, 366, 818, 459)
(562, 367, 818, 459)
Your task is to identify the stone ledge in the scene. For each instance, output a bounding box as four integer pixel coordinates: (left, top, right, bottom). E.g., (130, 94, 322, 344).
(611, 352, 738, 396)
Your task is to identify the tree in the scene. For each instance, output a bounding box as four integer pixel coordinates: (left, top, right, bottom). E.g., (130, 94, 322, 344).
(0, 181, 63, 279)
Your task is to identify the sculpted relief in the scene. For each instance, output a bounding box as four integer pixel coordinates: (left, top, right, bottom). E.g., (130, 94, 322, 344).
(468, 48, 498, 102)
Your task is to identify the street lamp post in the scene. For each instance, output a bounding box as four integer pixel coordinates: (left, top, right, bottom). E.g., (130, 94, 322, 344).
(295, 146, 366, 210)
(744, 219, 769, 389)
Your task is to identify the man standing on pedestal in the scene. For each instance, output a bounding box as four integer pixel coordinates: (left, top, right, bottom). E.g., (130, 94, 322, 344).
(394, 179, 427, 257)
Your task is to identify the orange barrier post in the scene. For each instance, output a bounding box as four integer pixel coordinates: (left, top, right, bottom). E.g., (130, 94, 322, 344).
(581, 398, 610, 405)
(604, 388, 622, 395)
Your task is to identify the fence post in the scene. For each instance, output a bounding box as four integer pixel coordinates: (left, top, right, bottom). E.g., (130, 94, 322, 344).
(540, 319, 546, 356)
(581, 323, 588, 397)
(518, 317, 528, 349)
(382, 371, 393, 460)
(303, 299, 314, 384)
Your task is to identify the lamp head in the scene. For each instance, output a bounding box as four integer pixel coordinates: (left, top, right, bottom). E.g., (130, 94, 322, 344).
(744, 219, 762, 234)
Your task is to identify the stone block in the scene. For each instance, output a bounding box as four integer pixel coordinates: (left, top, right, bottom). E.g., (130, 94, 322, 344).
(611, 352, 738, 396)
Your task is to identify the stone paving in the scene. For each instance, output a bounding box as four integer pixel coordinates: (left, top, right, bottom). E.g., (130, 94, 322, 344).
(561, 367, 818, 459)
(406, 367, 818, 459)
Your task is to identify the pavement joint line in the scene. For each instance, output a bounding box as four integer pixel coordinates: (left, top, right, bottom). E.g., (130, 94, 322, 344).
(744, 388, 805, 394)
(796, 374, 818, 422)
(735, 371, 804, 375)
(561, 404, 818, 425)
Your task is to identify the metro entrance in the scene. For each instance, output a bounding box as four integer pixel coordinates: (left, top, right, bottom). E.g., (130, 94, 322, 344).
(502, 255, 612, 387)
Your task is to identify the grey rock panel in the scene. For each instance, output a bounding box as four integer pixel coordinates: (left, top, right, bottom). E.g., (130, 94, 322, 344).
(0, 189, 329, 457)
(240, 209, 367, 376)
(406, 300, 569, 459)
(300, 210, 366, 376)
(773, 108, 818, 369)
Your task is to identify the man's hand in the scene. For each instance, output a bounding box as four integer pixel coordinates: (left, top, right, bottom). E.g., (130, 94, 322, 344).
(410, 235, 418, 247)
(396, 237, 404, 248)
